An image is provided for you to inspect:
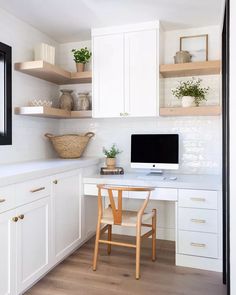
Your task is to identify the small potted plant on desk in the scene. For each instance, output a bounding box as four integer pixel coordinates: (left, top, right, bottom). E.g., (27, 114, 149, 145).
(172, 78, 209, 107)
(71, 47, 92, 72)
(103, 144, 122, 169)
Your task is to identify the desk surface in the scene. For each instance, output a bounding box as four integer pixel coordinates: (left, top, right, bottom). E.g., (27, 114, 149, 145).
(83, 173, 221, 191)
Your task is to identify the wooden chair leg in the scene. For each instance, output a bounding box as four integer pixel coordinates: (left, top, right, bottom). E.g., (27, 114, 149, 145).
(93, 219, 101, 271)
(107, 224, 112, 255)
(152, 209, 157, 262)
(136, 221, 141, 279)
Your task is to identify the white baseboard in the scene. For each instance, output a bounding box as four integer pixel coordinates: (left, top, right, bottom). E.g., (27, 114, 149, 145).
(176, 254, 222, 272)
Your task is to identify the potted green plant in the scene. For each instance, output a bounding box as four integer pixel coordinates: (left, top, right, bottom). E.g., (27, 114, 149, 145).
(172, 78, 209, 107)
(71, 47, 92, 72)
(103, 144, 122, 168)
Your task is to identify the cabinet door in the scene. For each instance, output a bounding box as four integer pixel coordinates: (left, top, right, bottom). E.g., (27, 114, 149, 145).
(93, 34, 124, 118)
(16, 197, 50, 293)
(0, 210, 16, 295)
(124, 30, 158, 117)
(52, 170, 81, 263)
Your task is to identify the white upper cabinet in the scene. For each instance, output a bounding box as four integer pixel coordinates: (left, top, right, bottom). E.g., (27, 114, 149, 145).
(124, 30, 158, 117)
(92, 21, 160, 118)
(92, 34, 124, 118)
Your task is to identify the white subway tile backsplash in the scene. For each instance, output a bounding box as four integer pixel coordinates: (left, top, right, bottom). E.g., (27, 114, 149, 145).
(59, 116, 222, 175)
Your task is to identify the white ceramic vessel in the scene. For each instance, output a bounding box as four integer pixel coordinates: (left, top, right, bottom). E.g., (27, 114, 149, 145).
(182, 96, 195, 107)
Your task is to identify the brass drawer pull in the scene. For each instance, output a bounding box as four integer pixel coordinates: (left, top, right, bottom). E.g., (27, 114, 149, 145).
(12, 217, 18, 222)
(0, 198, 6, 203)
(53, 180, 58, 184)
(190, 242, 206, 248)
(190, 197, 206, 202)
(191, 219, 206, 224)
(30, 187, 45, 193)
(18, 214, 25, 220)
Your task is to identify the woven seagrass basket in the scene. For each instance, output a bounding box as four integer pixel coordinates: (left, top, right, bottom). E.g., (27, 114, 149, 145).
(45, 132, 95, 159)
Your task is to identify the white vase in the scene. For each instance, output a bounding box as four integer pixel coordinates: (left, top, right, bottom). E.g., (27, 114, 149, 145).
(182, 96, 195, 107)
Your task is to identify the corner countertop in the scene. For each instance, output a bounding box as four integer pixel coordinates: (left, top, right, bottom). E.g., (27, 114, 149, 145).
(83, 173, 222, 191)
(0, 157, 100, 187)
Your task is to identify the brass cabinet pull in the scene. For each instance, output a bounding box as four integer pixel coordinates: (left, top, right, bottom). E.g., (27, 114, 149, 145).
(0, 198, 6, 203)
(18, 214, 25, 220)
(190, 242, 206, 248)
(30, 187, 45, 193)
(12, 217, 18, 222)
(124, 112, 129, 116)
(120, 112, 124, 116)
(191, 219, 206, 224)
(190, 197, 206, 202)
(53, 180, 58, 184)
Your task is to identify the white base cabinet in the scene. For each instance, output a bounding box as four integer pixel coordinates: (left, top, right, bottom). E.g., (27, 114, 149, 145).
(176, 189, 222, 271)
(52, 170, 81, 263)
(0, 210, 16, 295)
(0, 198, 50, 295)
(16, 198, 50, 294)
(0, 165, 97, 295)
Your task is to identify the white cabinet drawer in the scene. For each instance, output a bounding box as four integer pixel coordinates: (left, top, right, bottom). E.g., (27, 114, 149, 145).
(178, 208, 218, 233)
(15, 177, 51, 207)
(129, 188, 177, 201)
(179, 189, 218, 209)
(178, 231, 218, 258)
(0, 186, 15, 213)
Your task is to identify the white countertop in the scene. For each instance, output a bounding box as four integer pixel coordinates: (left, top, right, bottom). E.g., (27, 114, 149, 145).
(0, 157, 100, 187)
(83, 173, 222, 190)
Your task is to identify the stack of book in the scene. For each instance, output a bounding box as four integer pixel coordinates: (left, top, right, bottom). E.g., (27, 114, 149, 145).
(100, 167, 124, 175)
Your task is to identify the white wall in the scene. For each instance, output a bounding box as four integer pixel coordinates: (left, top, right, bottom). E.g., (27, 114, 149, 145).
(164, 26, 221, 64)
(230, 0, 236, 293)
(0, 8, 59, 164)
(57, 27, 221, 240)
(58, 26, 222, 176)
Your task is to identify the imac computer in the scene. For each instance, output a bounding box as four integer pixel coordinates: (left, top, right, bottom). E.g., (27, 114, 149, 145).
(131, 134, 179, 173)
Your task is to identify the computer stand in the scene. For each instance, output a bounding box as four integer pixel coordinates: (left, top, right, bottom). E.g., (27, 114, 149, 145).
(147, 170, 163, 176)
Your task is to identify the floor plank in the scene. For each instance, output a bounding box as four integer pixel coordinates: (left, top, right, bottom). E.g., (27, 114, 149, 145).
(25, 235, 226, 295)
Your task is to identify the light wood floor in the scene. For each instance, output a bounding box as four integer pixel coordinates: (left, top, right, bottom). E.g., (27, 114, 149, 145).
(26, 235, 226, 295)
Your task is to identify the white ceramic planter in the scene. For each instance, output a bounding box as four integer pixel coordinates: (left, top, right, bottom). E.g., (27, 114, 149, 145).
(182, 96, 195, 107)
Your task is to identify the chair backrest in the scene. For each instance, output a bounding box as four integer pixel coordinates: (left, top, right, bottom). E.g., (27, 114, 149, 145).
(97, 184, 155, 225)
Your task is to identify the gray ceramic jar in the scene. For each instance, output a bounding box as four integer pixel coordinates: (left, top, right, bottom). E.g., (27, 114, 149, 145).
(59, 89, 74, 111)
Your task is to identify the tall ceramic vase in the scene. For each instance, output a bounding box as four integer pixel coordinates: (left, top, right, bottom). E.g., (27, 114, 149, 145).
(59, 89, 74, 111)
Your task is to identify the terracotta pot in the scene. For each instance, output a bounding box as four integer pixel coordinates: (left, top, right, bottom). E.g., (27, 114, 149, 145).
(106, 158, 116, 169)
(182, 96, 195, 107)
(76, 63, 85, 72)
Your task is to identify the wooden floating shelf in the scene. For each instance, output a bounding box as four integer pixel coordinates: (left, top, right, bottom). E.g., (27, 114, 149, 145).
(70, 71, 92, 84)
(160, 60, 221, 78)
(14, 60, 92, 85)
(159, 106, 221, 116)
(14, 107, 92, 119)
(70, 110, 92, 118)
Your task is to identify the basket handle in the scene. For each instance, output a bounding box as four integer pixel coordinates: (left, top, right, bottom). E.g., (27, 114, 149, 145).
(84, 132, 95, 138)
(44, 133, 54, 139)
